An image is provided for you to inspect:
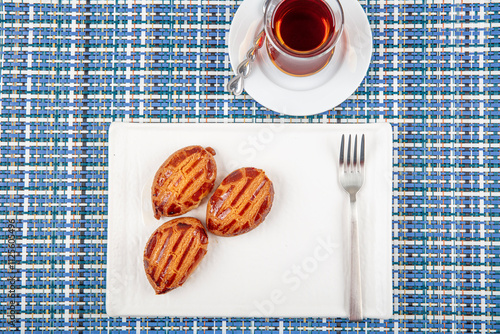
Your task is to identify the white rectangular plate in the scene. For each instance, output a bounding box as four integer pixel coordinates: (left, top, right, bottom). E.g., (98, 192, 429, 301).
(106, 122, 393, 318)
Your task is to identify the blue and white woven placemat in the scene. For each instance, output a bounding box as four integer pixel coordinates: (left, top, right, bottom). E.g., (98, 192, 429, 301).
(1, 0, 498, 332)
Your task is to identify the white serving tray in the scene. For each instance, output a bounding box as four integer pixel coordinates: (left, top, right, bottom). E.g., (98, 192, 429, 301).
(106, 122, 393, 318)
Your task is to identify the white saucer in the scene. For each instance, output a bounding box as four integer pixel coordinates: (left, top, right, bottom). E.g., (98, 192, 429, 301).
(228, 0, 373, 116)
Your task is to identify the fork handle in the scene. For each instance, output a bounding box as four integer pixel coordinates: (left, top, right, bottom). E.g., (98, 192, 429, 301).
(349, 196, 363, 321)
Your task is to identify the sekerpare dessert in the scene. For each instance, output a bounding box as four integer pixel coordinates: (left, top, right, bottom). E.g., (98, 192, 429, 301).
(143, 217, 209, 294)
(207, 167, 274, 237)
(152, 145, 217, 219)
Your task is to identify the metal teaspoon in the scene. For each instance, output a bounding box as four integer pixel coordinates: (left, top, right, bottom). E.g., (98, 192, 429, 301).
(227, 0, 270, 95)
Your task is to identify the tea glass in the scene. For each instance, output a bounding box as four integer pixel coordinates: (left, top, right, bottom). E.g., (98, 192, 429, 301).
(264, 0, 344, 77)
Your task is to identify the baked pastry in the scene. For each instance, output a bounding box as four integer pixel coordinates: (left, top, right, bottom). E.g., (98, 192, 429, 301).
(143, 217, 209, 294)
(152, 146, 216, 219)
(206, 167, 274, 237)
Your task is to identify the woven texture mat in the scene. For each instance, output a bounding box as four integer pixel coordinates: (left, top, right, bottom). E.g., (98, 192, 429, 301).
(1, 0, 499, 332)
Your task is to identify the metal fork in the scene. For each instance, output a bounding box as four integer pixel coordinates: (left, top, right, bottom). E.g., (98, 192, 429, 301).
(339, 134, 365, 321)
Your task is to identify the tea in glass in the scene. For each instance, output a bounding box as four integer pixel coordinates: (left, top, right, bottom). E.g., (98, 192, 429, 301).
(264, 0, 344, 76)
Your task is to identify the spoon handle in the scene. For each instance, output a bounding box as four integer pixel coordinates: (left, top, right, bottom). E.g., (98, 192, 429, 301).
(227, 29, 266, 95)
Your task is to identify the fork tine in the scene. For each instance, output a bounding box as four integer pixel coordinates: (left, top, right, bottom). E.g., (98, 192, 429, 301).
(360, 134, 365, 167)
(347, 135, 352, 169)
(353, 135, 358, 166)
(339, 134, 345, 167)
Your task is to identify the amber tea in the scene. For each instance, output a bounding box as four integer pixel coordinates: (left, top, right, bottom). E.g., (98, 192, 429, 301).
(264, 0, 343, 76)
(272, 0, 334, 54)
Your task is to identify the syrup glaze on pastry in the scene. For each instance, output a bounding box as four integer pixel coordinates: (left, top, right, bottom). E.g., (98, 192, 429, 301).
(152, 146, 216, 219)
(143, 217, 209, 294)
(207, 167, 274, 237)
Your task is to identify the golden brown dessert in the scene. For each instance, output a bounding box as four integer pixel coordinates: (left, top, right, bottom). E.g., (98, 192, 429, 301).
(152, 146, 216, 219)
(207, 167, 274, 237)
(143, 217, 209, 294)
